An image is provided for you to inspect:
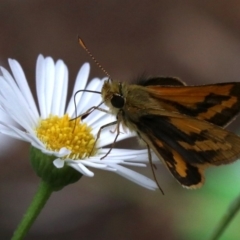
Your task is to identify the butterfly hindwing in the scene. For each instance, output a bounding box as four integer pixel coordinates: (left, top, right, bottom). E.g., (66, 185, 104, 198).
(132, 109, 240, 188)
(148, 137, 205, 188)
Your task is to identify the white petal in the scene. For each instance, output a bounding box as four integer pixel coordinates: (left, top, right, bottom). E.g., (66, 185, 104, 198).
(51, 60, 68, 116)
(96, 128, 135, 148)
(44, 57, 55, 116)
(78, 78, 103, 114)
(78, 160, 108, 169)
(66, 63, 90, 117)
(0, 72, 38, 127)
(0, 128, 23, 141)
(8, 59, 39, 119)
(68, 162, 94, 177)
(86, 156, 146, 167)
(0, 90, 36, 133)
(85, 104, 111, 128)
(0, 120, 44, 147)
(112, 164, 157, 190)
(98, 148, 159, 163)
(36, 55, 47, 118)
(53, 158, 65, 168)
(57, 147, 71, 157)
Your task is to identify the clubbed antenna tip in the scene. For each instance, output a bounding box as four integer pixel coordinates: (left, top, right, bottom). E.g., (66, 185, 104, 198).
(78, 37, 111, 78)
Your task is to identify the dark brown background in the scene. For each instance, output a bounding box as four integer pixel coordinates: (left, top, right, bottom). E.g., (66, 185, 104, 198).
(1, 1, 240, 239)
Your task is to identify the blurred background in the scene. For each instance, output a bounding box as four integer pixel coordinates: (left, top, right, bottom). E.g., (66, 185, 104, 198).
(1, 1, 240, 239)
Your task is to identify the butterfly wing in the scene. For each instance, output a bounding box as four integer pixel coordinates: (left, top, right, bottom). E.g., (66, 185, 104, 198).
(145, 81, 240, 127)
(139, 77, 186, 86)
(131, 109, 240, 188)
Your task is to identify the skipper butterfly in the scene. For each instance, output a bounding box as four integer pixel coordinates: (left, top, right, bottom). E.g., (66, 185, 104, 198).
(78, 38, 240, 190)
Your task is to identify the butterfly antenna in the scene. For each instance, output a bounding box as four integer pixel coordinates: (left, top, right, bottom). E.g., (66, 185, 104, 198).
(78, 37, 111, 78)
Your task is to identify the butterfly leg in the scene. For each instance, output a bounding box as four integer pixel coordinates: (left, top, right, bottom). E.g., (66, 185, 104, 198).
(80, 106, 110, 120)
(100, 120, 121, 159)
(98, 110, 126, 159)
(147, 144, 164, 194)
(71, 104, 111, 134)
(72, 100, 110, 121)
(87, 120, 118, 158)
(138, 132, 164, 194)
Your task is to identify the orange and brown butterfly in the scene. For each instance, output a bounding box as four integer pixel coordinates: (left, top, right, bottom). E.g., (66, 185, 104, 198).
(78, 38, 240, 190)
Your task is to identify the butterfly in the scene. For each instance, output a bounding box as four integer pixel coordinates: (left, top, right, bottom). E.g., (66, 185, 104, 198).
(78, 38, 240, 190)
(99, 77, 240, 189)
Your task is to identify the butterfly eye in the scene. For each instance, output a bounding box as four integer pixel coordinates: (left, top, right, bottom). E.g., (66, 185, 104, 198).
(111, 94, 125, 108)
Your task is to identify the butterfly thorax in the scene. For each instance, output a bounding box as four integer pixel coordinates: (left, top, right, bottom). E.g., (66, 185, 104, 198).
(102, 80, 162, 126)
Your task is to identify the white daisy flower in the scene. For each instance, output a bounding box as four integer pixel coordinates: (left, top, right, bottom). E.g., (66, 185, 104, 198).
(0, 55, 158, 190)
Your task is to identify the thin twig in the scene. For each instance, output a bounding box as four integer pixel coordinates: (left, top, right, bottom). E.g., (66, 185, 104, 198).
(208, 192, 240, 240)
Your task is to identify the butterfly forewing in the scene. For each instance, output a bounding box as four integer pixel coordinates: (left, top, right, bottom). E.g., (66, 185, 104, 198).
(146, 82, 240, 127)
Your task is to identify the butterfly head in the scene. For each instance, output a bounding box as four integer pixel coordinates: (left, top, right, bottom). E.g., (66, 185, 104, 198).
(102, 80, 126, 112)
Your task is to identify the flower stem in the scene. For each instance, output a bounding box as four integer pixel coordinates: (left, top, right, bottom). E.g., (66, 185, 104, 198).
(11, 181, 53, 240)
(208, 193, 240, 240)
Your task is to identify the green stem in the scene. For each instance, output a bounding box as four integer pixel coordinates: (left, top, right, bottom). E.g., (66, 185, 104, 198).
(11, 181, 53, 240)
(209, 193, 240, 240)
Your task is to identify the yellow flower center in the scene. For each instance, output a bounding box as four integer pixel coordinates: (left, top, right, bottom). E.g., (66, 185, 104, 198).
(35, 114, 96, 159)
